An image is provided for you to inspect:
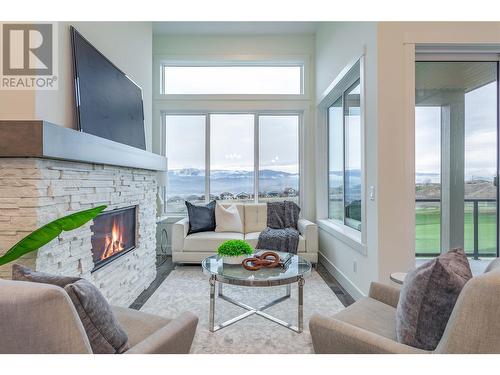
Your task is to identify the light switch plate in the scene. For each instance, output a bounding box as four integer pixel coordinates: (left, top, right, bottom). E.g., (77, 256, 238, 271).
(369, 186, 376, 201)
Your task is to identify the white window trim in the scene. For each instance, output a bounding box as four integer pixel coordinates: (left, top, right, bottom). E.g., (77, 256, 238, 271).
(162, 110, 303, 217)
(154, 54, 312, 219)
(316, 54, 367, 255)
(317, 219, 366, 254)
(153, 54, 311, 101)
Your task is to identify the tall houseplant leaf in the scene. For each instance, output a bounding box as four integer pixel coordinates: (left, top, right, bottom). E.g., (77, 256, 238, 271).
(0, 205, 107, 266)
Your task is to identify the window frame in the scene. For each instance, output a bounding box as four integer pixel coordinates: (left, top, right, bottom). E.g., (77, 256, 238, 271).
(342, 79, 362, 231)
(161, 64, 304, 96)
(162, 110, 303, 215)
(154, 55, 310, 102)
(327, 78, 362, 230)
(317, 56, 366, 254)
(327, 96, 344, 225)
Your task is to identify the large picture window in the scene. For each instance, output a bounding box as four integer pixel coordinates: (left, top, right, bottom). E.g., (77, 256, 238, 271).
(165, 113, 300, 214)
(328, 78, 362, 231)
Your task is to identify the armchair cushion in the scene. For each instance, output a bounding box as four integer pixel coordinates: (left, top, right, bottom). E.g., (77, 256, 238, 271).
(112, 306, 170, 347)
(12, 264, 130, 354)
(334, 297, 398, 340)
(369, 282, 400, 308)
(396, 248, 472, 351)
(310, 313, 427, 354)
(124, 312, 199, 354)
(484, 257, 500, 273)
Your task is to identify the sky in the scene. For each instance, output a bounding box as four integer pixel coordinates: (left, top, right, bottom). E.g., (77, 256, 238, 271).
(164, 66, 302, 95)
(416, 81, 497, 182)
(165, 115, 205, 170)
(165, 114, 299, 173)
(328, 84, 362, 175)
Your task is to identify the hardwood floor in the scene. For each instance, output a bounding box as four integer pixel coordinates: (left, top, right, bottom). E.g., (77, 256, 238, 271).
(315, 262, 355, 306)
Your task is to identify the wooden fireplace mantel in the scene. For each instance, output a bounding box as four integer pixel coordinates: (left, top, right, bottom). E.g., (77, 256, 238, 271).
(0, 120, 167, 171)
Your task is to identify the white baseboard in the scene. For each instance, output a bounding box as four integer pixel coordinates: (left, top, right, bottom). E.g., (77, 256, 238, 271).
(318, 251, 365, 300)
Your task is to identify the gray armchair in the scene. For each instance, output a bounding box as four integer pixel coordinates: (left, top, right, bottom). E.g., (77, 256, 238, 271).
(309, 258, 500, 354)
(0, 279, 198, 354)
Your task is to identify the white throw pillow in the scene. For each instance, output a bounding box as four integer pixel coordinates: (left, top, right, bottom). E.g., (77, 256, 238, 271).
(215, 203, 243, 233)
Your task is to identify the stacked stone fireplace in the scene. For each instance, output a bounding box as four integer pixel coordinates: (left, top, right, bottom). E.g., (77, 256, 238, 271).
(0, 157, 158, 307)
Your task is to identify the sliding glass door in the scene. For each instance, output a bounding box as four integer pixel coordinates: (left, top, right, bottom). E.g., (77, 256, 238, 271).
(415, 61, 499, 258)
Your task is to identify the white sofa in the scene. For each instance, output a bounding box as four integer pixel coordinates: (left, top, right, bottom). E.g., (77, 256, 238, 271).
(172, 203, 318, 264)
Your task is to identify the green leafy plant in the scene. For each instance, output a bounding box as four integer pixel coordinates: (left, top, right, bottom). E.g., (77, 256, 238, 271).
(217, 239, 253, 257)
(0, 205, 107, 266)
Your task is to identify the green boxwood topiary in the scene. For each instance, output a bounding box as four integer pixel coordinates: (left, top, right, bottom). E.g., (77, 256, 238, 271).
(217, 239, 254, 257)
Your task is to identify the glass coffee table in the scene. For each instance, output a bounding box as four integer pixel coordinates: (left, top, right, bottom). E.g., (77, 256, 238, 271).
(201, 252, 312, 333)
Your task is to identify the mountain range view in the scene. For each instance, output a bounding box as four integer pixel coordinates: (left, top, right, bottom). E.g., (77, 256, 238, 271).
(167, 168, 299, 197)
(167, 168, 495, 200)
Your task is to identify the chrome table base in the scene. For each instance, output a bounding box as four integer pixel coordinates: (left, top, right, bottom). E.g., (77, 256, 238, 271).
(208, 275, 305, 333)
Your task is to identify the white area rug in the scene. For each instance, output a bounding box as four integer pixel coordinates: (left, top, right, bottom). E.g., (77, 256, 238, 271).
(140, 266, 345, 354)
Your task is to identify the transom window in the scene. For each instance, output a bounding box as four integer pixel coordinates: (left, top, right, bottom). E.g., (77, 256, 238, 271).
(165, 113, 300, 214)
(162, 65, 303, 95)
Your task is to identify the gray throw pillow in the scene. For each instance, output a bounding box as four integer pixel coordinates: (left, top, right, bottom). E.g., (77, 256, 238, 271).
(12, 263, 80, 287)
(65, 279, 129, 354)
(395, 248, 472, 350)
(12, 264, 129, 354)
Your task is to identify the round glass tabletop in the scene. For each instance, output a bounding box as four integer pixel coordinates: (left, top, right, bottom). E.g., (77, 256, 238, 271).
(201, 251, 312, 287)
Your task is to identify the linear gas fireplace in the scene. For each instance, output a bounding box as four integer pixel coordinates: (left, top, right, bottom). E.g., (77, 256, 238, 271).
(90, 206, 137, 272)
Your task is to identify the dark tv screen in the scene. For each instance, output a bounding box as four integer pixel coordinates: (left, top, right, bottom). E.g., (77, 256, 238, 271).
(71, 26, 146, 150)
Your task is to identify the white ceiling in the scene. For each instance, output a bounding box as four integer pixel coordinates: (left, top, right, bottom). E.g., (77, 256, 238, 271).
(416, 62, 497, 92)
(153, 22, 320, 35)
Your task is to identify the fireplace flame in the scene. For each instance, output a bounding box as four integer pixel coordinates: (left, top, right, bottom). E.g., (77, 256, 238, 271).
(101, 219, 125, 261)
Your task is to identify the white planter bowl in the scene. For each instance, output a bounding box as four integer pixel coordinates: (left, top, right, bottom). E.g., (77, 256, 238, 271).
(221, 254, 248, 265)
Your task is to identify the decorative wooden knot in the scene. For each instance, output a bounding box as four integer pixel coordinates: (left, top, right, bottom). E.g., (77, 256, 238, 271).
(242, 251, 280, 271)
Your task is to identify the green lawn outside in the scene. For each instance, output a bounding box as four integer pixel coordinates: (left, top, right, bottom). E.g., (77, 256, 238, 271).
(416, 202, 497, 255)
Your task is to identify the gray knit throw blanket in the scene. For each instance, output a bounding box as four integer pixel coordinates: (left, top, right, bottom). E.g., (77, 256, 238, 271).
(256, 201, 301, 254)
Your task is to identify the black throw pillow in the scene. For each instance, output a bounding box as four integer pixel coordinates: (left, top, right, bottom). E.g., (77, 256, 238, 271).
(186, 200, 216, 235)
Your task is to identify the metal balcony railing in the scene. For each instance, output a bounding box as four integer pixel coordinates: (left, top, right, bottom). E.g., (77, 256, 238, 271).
(416, 198, 497, 259)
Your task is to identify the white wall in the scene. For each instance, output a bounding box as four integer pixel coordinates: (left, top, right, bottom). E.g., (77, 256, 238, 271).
(153, 33, 317, 220)
(0, 22, 153, 151)
(0, 23, 36, 120)
(315, 22, 379, 297)
(39, 22, 153, 151)
(153, 34, 315, 56)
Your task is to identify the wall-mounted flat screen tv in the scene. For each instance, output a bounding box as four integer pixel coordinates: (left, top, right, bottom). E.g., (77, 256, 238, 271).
(71, 26, 146, 150)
